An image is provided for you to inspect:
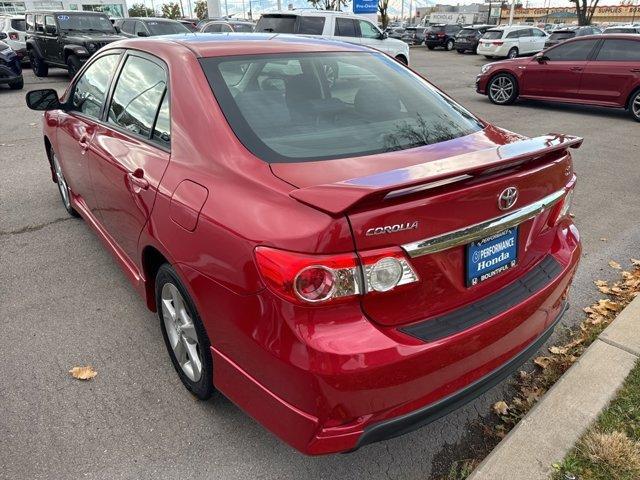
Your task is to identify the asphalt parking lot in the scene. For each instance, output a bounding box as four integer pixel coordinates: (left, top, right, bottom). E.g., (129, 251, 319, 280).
(1, 47, 639, 480)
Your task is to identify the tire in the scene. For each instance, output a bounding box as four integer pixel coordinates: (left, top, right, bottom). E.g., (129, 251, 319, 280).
(507, 47, 519, 59)
(487, 73, 518, 105)
(66, 55, 81, 78)
(9, 77, 23, 90)
(445, 39, 455, 51)
(629, 90, 640, 122)
(427, 45, 435, 50)
(395, 54, 408, 66)
(456, 49, 465, 54)
(50, 148, 80, 217)
(29, 50, 48, 77)
(156, 264, 214, 400)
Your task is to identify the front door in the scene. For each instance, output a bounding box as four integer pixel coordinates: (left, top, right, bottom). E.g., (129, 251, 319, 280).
(356, 19, 387, 54)
(578, 38, 640, 105)
(56, 52, 122, 211)
(520, 39, 599, 99)
(90, 52, 171, 261)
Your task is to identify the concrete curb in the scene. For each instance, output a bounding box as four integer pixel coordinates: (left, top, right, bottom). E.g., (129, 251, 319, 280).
(468, 294, 640, 480)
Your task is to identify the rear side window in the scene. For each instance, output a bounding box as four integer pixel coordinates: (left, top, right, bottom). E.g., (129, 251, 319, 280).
(546, 39, 598, 61)
(107, 55, 167, 140)
(483, 30, 503, 39)
(71, 54, 121, 118)
(335, 18, 357, 37)
(596, 39, 640, 61)
(35, 14, 43, 32)
(203, 23, 220, 32)
(458, 28, 476, 36)
(255, 15, 296, 33)
(11, 19, 26, 31)
(531, 28, 546, 37)
(297, 16, 324, 35)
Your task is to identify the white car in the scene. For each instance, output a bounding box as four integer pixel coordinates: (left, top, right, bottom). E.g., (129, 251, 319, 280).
(255, 10, 410, 65)
(0, 15, 27, 62)
(477, 25, 548, 59)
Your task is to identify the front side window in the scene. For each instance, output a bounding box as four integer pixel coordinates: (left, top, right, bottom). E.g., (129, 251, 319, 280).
(532, 28, 546, 37)
(107, 55, 167, 140)
(200, 52, 482, 163)
(71, 54, 120, 118)
(335, 18, 357, 37)
(44, 15, 55, 32)
(546, 39, 598, 61)
(595, 39, 640, 62)
(358, 20, 379, 39)
(297, 16, 325, 35)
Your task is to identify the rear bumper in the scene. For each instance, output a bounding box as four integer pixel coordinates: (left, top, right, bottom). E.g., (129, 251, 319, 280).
(425, 39, 446, 47)
(454, 40, 478, 50)
(205, 222, 581, 455)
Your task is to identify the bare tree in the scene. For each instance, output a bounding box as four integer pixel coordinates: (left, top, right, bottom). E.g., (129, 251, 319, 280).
(569, 0, 600, 25)
(379, 0, 390, 29)
(307, 0, 348, 10)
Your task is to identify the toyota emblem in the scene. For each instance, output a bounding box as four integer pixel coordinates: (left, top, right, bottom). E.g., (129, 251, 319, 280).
(498, 187, 518, 211)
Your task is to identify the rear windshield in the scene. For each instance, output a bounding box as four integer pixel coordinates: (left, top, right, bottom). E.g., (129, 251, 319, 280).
(147, 21, 189, 35)
(56, 14, 115, 33)
(458, 28, 476, 35)
(200, 52, 483, 163)
(549, 31, 576, 40)
(11, 19, 26, 31)
(232, 23, 253, 32)
(483, 30, 503, 39)
(255, 15, 296, 33)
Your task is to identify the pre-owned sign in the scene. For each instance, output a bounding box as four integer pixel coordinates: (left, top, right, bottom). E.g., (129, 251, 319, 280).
(353, 0, 377, 14)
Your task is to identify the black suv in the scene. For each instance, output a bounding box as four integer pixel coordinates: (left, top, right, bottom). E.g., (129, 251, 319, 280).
(425, 24, 462, 50)
(454, 25, 492, 54)
(544, 26, 601, 49)
(25, 11, 124, 77)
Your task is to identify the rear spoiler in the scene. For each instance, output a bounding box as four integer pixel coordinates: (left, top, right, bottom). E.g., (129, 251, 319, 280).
(289, 134, 583, 216)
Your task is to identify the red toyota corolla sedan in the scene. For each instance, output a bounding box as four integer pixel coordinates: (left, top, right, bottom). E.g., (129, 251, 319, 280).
(26, 34, 582, 455)
(476, 34, 640, 121)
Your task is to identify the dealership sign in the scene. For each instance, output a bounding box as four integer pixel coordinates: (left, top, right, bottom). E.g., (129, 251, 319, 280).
(353, 0, 378, 14)
(428, 12, 475, 24)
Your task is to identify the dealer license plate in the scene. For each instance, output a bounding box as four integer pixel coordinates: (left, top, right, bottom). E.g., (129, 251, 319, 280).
(466, 227, 518, 286)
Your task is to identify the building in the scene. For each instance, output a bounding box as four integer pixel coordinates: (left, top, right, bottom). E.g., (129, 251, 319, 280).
(501, 4, 640, 24)
(417, 2, 496, 25)
(0, 0, 128, 17)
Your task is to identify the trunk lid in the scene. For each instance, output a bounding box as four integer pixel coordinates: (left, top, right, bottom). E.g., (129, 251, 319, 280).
(272, 129, 582, 327)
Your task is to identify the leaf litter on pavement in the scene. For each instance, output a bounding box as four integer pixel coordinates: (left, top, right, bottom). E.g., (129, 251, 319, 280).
(69, 365, 98, 381)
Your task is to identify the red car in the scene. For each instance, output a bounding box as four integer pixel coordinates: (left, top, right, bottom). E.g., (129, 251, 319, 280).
(476, 34, 640, 121)
(26, 34, 582, 455)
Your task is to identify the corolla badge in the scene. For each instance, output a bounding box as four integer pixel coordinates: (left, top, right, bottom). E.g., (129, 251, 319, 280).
(498, 187, 518, 211)
(365, 221, 419, 236)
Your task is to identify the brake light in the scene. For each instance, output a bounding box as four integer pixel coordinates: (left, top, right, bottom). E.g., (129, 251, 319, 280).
(437, 33, 445, 37)
(254, 246, 418, 305)
(549, 188, 574, 225)
(8, 32, 18, 40)
(494, 41, 504, 46)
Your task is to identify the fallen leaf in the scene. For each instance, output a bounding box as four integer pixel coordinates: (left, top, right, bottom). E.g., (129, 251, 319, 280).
(493, 401, 509, 416)
(69, 366, 97, 381)
(600, 237, 607, 242)
(609, 260, 622, 270)
(632, 258, 640, 266)
(534, 356, 552, 369)
(549, 345, 568, 355)
(594, 280, 608, 287)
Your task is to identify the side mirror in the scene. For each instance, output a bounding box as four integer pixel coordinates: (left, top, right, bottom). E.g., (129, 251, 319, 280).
(0, 32, 6, 40)
(44, 25, 57, 35)
(25, 89, 63, 111)
(380, 31, 388, 39)
(535, 54, 549, 63)
(137, 31, 149, 37)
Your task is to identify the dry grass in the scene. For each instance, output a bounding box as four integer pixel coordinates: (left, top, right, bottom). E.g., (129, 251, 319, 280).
(580, 430, 640, 475)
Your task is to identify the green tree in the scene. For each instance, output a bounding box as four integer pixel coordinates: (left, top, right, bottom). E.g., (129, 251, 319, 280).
(194, 0, 207, 20)
(569, 0, 600, 25)
(161, 2, 182, 19)
(378, 0, 389, 28)
(128, 3, 154, 16)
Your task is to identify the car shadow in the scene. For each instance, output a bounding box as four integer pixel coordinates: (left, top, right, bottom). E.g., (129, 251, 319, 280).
(516, 99, 630, 120)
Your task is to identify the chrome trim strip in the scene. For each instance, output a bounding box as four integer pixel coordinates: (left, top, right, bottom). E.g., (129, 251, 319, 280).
(402, 189, 566, 258)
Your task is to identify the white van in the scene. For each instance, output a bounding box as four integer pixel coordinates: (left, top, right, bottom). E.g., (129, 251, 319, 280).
(255, 11, 410, 65)
(477, 25, 548, 59)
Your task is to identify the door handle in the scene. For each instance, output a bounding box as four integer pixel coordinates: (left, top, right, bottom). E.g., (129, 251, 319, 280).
(128, 169, 149, 190)
(570, 67, 583, 72)
(78, 133, 90, 152)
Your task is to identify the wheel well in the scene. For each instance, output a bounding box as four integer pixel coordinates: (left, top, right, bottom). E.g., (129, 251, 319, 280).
(141, 246, 169, 311)
(395, 54, 408, 65)
(626, 86, 640, 109)
(489, 71, 519, 88)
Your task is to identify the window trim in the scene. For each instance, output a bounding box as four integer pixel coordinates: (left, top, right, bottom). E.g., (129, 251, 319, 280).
(544, 38, 602, 62)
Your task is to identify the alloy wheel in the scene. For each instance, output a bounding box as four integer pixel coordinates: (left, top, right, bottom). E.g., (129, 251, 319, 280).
(632, 93, 640, 120)
(508, 48, 518, 59)
(161, 282, 203, 382)
(52, 152, 71, 209)
(489, 76, 515, 104)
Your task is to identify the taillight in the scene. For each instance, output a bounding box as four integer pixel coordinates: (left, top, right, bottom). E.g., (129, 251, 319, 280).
(549, 188, 574, 225)
(8, 32, 18, 40)
(494, 41, 504, 46)
(254, 246, 418, 306)
(437, 33, 445, 37)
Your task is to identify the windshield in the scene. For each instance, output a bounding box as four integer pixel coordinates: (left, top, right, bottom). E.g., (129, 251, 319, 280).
(549, 31, 575, 40)
(483, 30, 503, 39)
(200, 52, 483, 163)
(255, 15, 295, 33)
(232, 23, 253, 32)
(605, 27, 635, 33)
(147, 21, 189, 35)
(11, 19, 26, 31)
(56, 14, 115, 33)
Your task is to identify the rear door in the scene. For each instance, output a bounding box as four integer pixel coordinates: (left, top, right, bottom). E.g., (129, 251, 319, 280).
(530, 28, 547, 52)
(521, 38, 600, 99)
(333, 17, 359, 46)
(578, 38, 640, 105)
(89, 51, 171, 261)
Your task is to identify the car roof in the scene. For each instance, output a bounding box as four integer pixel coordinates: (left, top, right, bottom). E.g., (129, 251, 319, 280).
(25, 10, 108, 15)
(109, 33, 369, 58)
(129, 17, 181, 22)
(260, 9, 370, 20)
(488, 25, 535, 31)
